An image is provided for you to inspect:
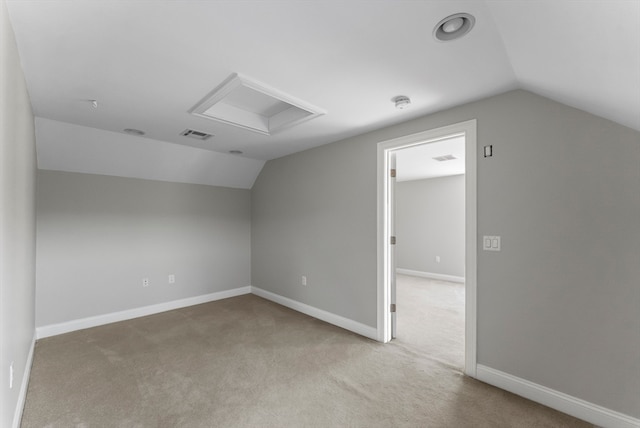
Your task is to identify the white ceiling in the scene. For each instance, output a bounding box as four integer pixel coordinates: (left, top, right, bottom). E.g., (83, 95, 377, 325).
(396, 136, 465, 182)
(6, 1, 639, 189)
(35, 117, 264, 189)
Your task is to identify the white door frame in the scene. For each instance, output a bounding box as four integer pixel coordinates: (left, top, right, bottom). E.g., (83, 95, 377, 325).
(376, 119, 477, 378)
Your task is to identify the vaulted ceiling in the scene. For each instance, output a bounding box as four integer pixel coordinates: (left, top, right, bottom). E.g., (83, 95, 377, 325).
(6, 1, 639, 189)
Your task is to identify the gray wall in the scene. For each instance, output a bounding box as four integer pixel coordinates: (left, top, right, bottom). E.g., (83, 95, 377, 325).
(36, 171, 251, 327)
(252, 139, 378, 326)
(1, 0, 37, 425)
(396, 175, 465, 278)
(251, 90, 640, 418)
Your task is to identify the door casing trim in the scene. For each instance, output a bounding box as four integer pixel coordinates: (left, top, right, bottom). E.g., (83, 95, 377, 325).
(376, 119, 477, 377)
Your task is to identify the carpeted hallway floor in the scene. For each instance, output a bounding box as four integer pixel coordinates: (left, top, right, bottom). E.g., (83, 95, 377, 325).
(395, 274, 465, 371)
(21, 275, 592, 427)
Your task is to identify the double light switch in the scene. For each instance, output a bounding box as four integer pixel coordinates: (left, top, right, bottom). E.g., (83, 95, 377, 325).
(483, 235, 501, 251)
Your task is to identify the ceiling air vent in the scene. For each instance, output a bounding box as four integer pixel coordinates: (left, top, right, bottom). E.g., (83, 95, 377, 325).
(181, 129, 213, 140)
(432, 154, 457, 162)
(189, 73, 325, 136)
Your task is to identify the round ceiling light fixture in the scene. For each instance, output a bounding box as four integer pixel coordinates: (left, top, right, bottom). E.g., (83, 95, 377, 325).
(434, 13, 475, 42)
(123, 128, 145, 136)
(393, 95, 411, 110)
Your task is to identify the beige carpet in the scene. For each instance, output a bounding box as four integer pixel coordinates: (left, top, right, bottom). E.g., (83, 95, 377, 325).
(395, 274, 466, 371)
(21, 275, 592, 427)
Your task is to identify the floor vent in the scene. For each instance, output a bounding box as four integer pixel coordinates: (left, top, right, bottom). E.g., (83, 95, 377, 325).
(432, 154, 457, 162)
(181, 129, 213, 140)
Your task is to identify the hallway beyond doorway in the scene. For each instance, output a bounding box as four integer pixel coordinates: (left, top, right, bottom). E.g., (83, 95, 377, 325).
(396, 273, 465, 370)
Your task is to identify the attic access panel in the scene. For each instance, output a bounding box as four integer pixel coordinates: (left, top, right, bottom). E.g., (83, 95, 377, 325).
(190, 73, 324, 135)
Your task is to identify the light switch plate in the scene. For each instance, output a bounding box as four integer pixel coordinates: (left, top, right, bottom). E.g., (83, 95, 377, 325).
(483, 235, 501, 251)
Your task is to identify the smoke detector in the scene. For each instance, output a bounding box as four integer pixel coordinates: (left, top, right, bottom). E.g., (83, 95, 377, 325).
(393, 96, 411, 110)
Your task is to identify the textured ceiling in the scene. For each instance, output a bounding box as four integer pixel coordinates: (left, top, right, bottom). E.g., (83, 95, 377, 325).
(6, 0, 639, 188)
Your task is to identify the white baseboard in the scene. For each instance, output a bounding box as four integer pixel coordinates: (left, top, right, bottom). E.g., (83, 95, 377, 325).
(36, 286, 252, 339)
(396, 268, 465, 283)
(251, 286, 378, 341)
(476, 364, 639, 428)
(13, 332, 36, 428)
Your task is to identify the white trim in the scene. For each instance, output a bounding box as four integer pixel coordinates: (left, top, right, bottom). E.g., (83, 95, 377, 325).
(477, 365, 640, 428)
(251, 286, 378, 341)
(377, 119, 477, 377)
(463, 120, 478, 378)
(36, 286, 252, 339)
(396, 268, 465, 284)
(376, 137, 388, 343)
(12, 332, 36, 428)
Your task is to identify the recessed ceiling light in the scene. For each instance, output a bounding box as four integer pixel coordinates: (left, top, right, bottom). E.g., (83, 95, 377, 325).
(393, 96, 411, 110)
(229, 150, 243, 155)
(123, 128, 145, 136)
(434, 13, 475, 42)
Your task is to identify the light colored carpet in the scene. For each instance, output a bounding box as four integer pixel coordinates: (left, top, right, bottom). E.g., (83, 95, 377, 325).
(395, 274, 465, 370)
(21, 275, 592, 427)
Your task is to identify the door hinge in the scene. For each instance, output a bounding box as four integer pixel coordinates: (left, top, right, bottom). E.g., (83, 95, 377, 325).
(390, 168, 396, 178)
(390, 304, 396, 313)
(390, 236, 396, 245)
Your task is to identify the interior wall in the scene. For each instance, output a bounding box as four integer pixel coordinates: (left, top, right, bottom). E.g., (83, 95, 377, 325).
(251, 138, 378, 326)
(0, 0, 37, 425)
(395, 175, 465, 278)
(251, 89, 640, 418)
(36, 171, 251, 327)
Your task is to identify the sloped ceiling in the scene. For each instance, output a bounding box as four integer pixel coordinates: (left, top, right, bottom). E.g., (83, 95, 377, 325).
(489, 1, 640, 132)
(5, 1, 639, 189)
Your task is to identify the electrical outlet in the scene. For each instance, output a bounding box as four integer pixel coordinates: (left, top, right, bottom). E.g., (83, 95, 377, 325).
(301, 275, 307, 286)
(142, 277, 150, 287)
(435, 256, 441, 263)
(9, 361, 14, 389)
(168, 274, 175, 284)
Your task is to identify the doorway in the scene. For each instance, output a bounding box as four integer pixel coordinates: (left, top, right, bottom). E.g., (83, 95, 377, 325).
(376, 120, 477, 378)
